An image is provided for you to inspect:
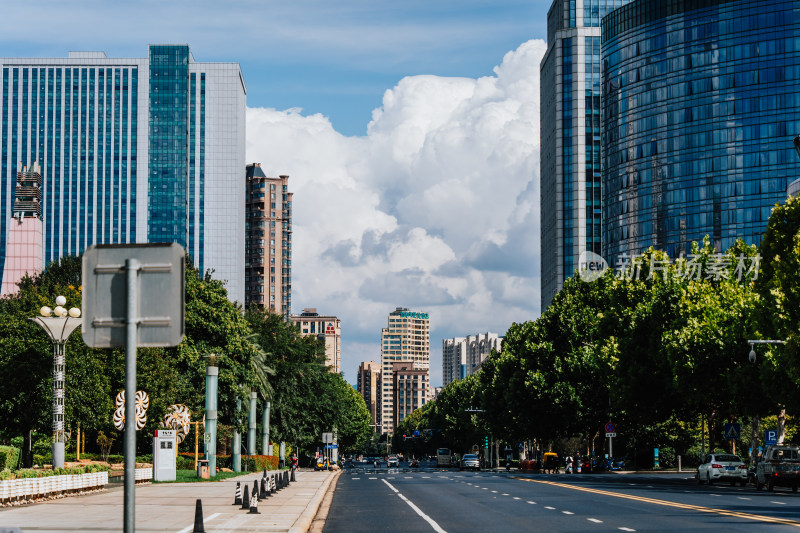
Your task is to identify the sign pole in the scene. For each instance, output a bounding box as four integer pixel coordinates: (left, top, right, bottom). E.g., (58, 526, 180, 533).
(124, 258, 140, 533)
(609, 435, 613, 460)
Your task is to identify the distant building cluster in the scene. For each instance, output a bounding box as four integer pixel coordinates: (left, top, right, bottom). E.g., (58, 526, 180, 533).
(441, 333, 503, 388)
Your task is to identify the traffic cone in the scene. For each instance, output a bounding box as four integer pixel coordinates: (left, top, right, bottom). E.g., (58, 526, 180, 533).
(232, 482, 242, 505)
(270, 473, 277, 494)
(253, 480, 260, 501)
(241, 484, 250, 510)
(260, 476, 270, 498)
(193, 499, 205, 533)
(248, 492, 260, 514)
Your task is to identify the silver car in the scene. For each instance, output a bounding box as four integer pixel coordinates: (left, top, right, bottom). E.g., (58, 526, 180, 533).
(460, 453, 481, 471)
(697, 453, 747, 486)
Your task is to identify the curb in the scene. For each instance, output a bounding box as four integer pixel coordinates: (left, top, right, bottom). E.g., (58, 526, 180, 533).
(288, 470, 340, 533)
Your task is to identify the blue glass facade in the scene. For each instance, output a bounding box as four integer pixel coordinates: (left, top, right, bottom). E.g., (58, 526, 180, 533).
(0, 63, 137, 268)
(540, 0, 630, 310)
(0, 46, 244, 300)
(148, 45, 188, 248)
(601, 0, 800, 264)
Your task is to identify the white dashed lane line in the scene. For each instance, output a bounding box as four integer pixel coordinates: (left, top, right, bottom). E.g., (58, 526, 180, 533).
(619, 528, 636, 532)
(587, 518, 603, 523)
(544, 506, 556, 510)
(562, 511, 574, 515)
(527, 501, 536, 505)
(772, 501, 787, 505)
(738, 497, 751, 500)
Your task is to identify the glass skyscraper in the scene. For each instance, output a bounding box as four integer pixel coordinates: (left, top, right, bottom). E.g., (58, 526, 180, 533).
(601, 0, 800, 266)
(0, 45, 246, 301)
(540, 0, 630, 311)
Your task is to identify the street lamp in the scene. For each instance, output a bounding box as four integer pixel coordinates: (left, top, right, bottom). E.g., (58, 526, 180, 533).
(747, 339, 786, 363)
(31, 295, 81, 469)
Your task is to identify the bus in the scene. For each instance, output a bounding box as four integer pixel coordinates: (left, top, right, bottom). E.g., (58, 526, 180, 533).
(437, 448, 452, 467)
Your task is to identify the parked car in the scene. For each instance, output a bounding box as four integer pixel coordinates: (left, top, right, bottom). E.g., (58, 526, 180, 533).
(696, 453, 747, 486)
(460, 453, 481, 471)
(387, 455, 399, 467)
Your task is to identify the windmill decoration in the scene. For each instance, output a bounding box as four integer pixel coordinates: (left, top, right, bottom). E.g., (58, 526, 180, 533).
(162, 404, 192, 444)
(113, 390, 150, 431)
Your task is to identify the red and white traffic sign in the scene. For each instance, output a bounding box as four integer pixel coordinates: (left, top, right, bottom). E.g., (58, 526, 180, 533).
(605, 422, 615, 433)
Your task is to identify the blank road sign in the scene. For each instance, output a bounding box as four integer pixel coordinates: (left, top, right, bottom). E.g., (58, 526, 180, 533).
(82, 243, 185, 348)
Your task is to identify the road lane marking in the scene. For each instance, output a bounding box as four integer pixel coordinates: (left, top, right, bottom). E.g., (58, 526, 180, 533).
(382, 479, 447, 533)
(369, 477, 377, 480)
(772, 501, 787, 505)
(513, 477, 800, 528)
(352, 477, 360, 479)
(562, 511, 574, 515)
(587, 518, 603, 523)
(513, 497, 521, 500)
(738, 497, 751, 500)
(482, 487, 488, 490)
(176, 512, 220, 533)
(491, 490, 498, 493)
(544, 506, 556, 510)
(502, 493, 509, 496)
(618, 528, 636, 532)
(527, 501, 536, 504)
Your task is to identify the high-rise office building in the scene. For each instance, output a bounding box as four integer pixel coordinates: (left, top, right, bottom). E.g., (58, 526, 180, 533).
(442, 332, 503, 388)
(540, 0, 631, 310)
(0, 46, 246, 300)
(380, 307, 430, 433)
(245, 164, 292, 314)
(290, 308, 340, 371)
(601, 0, 800, 265)
(357, 361, 381, 433)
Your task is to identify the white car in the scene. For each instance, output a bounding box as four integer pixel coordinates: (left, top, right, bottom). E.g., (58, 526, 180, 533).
(697, 453, 747, 486)
(387, 455, 399, 467)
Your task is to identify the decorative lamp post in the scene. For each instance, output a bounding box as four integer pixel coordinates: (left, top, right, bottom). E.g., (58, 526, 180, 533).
(31, 295, 81, 469)
(205, 354, 219, 477)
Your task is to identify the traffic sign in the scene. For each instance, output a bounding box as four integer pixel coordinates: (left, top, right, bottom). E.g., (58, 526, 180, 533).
(723, 423, 741, 440)
(605, 432, 616, 438)
(324, 444, 338, 449)
(82, 243, 185, 348)
(765, 429, 778, 445)
(605, 422, 615, 433)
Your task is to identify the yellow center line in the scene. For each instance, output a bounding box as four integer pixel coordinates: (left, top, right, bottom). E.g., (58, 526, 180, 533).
(512, 477, 800, 528)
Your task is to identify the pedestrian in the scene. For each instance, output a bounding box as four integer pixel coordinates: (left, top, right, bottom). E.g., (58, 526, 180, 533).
(565, 455, 573, 474)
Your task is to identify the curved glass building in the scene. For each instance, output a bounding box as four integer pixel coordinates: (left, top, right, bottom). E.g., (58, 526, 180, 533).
(601, 0, 800, 266)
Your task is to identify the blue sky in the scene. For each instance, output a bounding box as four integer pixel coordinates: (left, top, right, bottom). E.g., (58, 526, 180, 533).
(2, 0, 553, 386)
(1, 0, 549, 135)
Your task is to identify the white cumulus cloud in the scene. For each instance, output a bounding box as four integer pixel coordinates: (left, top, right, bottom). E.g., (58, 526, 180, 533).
(246, 38, 546, 385)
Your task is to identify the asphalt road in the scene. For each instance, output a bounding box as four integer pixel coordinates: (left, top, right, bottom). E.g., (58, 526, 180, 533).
(324, 462, 800, 532)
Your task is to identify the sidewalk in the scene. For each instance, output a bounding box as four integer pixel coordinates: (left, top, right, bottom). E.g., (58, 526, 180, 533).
(0, 469, 339, 533)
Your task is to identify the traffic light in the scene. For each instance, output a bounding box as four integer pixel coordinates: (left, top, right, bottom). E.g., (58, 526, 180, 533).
(484, 436, 489, 448)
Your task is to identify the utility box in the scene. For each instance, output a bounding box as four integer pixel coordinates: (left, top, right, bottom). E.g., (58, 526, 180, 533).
(153, 429, 177, 481)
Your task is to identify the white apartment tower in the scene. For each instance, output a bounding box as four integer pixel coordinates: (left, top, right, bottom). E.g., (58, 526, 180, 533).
(442, 332, 502, 388)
